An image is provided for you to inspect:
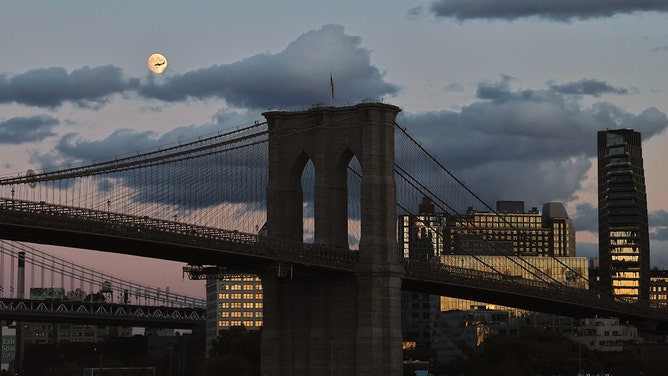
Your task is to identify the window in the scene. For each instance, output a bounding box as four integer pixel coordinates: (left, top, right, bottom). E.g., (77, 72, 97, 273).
(606, 133, 624, 146)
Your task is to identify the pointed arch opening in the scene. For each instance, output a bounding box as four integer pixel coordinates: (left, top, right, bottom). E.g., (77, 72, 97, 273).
(301, 159, 315, 244)
(347, 155, 362, 250)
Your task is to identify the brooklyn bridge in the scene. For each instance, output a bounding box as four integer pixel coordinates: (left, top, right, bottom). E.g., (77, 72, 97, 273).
(0, 102, 664, 376)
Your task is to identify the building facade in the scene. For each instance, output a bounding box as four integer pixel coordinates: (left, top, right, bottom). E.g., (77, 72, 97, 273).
(573, 317, 639, 351)
(399, 197, 446, 260)
(21, 288, 132, 345)
(439, 255, 589, 314)
(443, 201, 575, 257)
(399, 197, 444, 347)
(205, 274, 263, 353)
(597, 129, 650, 303)
(649, 268, 668, 308)
(398, 199, 578, 348)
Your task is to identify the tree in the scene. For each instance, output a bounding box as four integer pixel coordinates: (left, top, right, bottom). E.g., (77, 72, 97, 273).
(204, 326, 261, 376)
(438, 328, 601, 376)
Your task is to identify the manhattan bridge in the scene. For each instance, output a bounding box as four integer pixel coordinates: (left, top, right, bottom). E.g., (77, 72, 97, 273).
(0, 102, 664, 376)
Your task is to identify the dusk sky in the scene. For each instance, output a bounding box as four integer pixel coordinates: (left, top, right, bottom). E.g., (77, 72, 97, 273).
(2, 1, 668, 298)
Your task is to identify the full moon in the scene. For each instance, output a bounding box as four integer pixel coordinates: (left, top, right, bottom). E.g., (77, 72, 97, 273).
(148, 53, 168, 74)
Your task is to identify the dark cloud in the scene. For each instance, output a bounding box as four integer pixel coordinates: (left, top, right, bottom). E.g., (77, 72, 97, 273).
(0, 66, 138, 109)
(54, 129, 162, 162)
(0, 26, 396, 111)
(650, 210, 668, 241)
(0, 115, 58, 144)
(34, 119, 268, 209)
(407, 6, 424, 19)
(48, 120, 238, 164)
(430, 0, 668, 22)
(575, 242, 597, 259)
(548, 79, 629, 97)
(136, 24, 399, 108)
(573, 202, 598, 233)
(399, 77, 668, 206)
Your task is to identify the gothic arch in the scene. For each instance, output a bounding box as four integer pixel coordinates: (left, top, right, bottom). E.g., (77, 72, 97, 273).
(262, 102, 404, 376)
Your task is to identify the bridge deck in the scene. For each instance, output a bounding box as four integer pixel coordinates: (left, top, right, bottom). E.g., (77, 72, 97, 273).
(1, 198, 667, 328)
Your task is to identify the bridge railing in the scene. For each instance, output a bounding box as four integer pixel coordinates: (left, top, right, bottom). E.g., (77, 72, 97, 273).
(0, 198, 358, 271)
(403, 258, 656, 317)
(0, 298, 205, 328)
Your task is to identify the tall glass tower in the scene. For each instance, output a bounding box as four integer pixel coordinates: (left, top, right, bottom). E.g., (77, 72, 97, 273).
(597, 129, 650, 303)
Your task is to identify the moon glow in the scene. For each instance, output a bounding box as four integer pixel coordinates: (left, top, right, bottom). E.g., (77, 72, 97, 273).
(148, 53, 168, 74)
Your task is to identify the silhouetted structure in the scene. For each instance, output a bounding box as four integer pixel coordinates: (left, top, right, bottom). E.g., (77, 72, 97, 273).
(598, 129, 650, 303)
(262, 103, 403, 376)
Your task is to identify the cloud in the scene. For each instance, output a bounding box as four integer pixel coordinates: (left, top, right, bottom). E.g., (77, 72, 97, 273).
(0, 25, 397, 112)
(136, 24, 399, 108)
(33, 119, 268, 209)
(429, 0, 668, 22)
(650, 210, 668, 241)
(445, 82, 465, 92)
(399, 77, 668, 207)
(576, 242, 597, 259)
(548, 79, 629, 97)
(573, 202, 598, 233)
(0, 66, 139, 109)
(0, 115, 59, 144)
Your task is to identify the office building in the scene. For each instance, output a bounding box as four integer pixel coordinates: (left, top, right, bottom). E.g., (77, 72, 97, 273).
(649, 268, 668, 308)
(597, 129, 650, 303)
(443, 201, 575, 257)
(439, 255, 588, 314)
(399, 196, 446, 260)
(398, 199, 577, 347)
(400, 199, 576, 260)
(399, 197, 444, 347)
(205, 273, 263, 353)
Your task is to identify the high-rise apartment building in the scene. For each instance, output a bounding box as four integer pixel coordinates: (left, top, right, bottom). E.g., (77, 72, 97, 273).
(597, 129, 650, 303)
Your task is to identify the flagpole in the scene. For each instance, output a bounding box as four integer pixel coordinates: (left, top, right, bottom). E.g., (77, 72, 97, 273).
(330, 73, 334, 106)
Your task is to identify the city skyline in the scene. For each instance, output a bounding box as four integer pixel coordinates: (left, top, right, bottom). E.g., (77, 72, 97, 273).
(1, 1, 668, 298)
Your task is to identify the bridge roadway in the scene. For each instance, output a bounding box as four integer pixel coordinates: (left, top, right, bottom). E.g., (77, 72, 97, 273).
(0, 198, 666, 328)
(0, 298, 205, 328)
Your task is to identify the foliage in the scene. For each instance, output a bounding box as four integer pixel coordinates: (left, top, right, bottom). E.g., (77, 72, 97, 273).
(196, 354, 254, 376)
(53, 361, 81, 376)
(435, 328, 601, 376)
(199, 325, 261, 376)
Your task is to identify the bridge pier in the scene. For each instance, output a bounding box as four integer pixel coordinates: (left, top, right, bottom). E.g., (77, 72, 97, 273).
(263, 103, 403, 376)
(261, 271, 358, 375)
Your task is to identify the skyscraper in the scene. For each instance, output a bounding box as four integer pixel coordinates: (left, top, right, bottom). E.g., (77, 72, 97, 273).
(597, 129, 650, 303)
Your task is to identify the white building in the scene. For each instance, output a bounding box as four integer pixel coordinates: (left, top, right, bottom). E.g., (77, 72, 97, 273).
(573, 317, 639, 351)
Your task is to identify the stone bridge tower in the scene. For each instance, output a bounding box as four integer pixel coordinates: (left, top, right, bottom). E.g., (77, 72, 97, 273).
(262, 102, 403, 376)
